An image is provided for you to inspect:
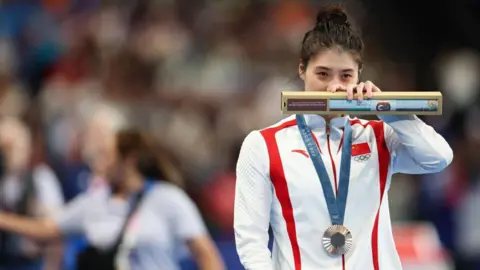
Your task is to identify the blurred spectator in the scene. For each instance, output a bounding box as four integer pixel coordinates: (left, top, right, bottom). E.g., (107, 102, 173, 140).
(0, 38, 29, 118)
(0, 128, 225, 270)
(80, 102, 129, 191)
(0, 117, 64, 270)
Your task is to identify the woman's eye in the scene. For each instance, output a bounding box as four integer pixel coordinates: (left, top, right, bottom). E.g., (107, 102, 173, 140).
(317, 72, 328, 77)
(342, 74, 353, 79)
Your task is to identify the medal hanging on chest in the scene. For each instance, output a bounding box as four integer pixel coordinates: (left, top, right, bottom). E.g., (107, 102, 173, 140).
(296, 115, 354, 256)
(322, 224, 352, 255)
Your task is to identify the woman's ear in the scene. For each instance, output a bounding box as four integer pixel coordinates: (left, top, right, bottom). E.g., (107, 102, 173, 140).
(299, 62, 306, 81)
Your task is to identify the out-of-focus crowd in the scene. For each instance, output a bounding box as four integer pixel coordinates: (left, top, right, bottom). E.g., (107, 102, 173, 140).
(0, 0, 479, 269)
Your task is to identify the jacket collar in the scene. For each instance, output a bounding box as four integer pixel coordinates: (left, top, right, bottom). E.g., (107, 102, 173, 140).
(302, 114, 350, 132)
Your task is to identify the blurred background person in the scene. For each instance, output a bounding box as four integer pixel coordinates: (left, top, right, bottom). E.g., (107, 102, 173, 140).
(0, 128, 225, 270)
(80, 103, 128, 192)
(55, 102, 130, 268)
(0, 117, 64, 270)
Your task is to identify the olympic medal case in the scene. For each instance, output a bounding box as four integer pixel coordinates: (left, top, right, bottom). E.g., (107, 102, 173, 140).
(281, 91, 443, 116)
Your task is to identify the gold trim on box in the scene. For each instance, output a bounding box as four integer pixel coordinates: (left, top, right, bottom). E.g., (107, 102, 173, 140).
(281, 91, 443, 115)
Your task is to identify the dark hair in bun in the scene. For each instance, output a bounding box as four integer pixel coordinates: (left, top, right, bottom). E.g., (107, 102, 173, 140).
(300, 4, 363, 72)
(315, 5, 349, 27)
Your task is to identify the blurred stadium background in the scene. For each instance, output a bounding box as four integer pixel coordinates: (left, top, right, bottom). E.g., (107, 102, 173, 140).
(0, 0, 479, 269)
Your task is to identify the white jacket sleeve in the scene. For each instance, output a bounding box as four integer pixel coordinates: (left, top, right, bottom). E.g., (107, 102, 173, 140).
(379, 115, 453, 174)
(234, 130, 274, 270)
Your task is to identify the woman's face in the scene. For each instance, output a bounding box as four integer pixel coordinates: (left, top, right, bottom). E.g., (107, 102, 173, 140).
(0, 120, 31, 173)
(300, 48, 359, 92)
(105, 136, 127, 186)
(106, 147, 139, 188)
(107, 150, 128, 187)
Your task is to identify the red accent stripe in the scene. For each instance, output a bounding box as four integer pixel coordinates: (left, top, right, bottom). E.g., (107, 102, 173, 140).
(371, 121, 389, 270)
(311, 131, 322, 154)
(337, 135, 344, 154)
(350, 119, 363, 126)
(260, 119, 302, 270)
(326, 135, 339, 193)
(351, 120, 390, 270)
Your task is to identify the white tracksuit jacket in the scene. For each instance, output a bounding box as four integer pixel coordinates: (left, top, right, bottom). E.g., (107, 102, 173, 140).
(234, 114, 453, 270)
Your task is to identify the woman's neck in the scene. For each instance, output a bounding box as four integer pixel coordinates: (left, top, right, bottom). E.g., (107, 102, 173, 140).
(323, 114, 342, 124)
(115, 174, 144, 198)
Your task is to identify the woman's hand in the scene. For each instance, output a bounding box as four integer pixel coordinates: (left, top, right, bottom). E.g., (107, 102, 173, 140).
(0, 212, 61, 241)
(327, 81, 382, 102)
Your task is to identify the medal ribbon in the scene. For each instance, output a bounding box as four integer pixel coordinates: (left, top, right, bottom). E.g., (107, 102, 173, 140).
(296, 114, 352, 225)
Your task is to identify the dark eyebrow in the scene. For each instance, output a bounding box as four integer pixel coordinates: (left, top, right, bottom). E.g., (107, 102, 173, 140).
(315, 66, 331, 71)
(315, 66, 355, 73)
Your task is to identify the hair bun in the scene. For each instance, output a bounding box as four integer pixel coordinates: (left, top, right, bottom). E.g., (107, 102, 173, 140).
(315, 4, 349, 27)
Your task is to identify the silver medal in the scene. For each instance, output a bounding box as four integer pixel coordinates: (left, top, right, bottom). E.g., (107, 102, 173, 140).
(322, 225, 353, 256)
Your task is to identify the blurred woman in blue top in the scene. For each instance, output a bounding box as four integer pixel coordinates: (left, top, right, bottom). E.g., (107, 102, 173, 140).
(0, 128, 225, 270)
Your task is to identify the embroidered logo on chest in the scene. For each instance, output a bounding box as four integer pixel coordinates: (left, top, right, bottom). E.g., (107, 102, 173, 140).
(351, 142, 371, 162)
(291, 149, 309, 158)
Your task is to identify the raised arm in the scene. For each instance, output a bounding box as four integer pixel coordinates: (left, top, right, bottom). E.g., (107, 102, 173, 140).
(0, 192, 90, 241)
(379, 115, 453, 174)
